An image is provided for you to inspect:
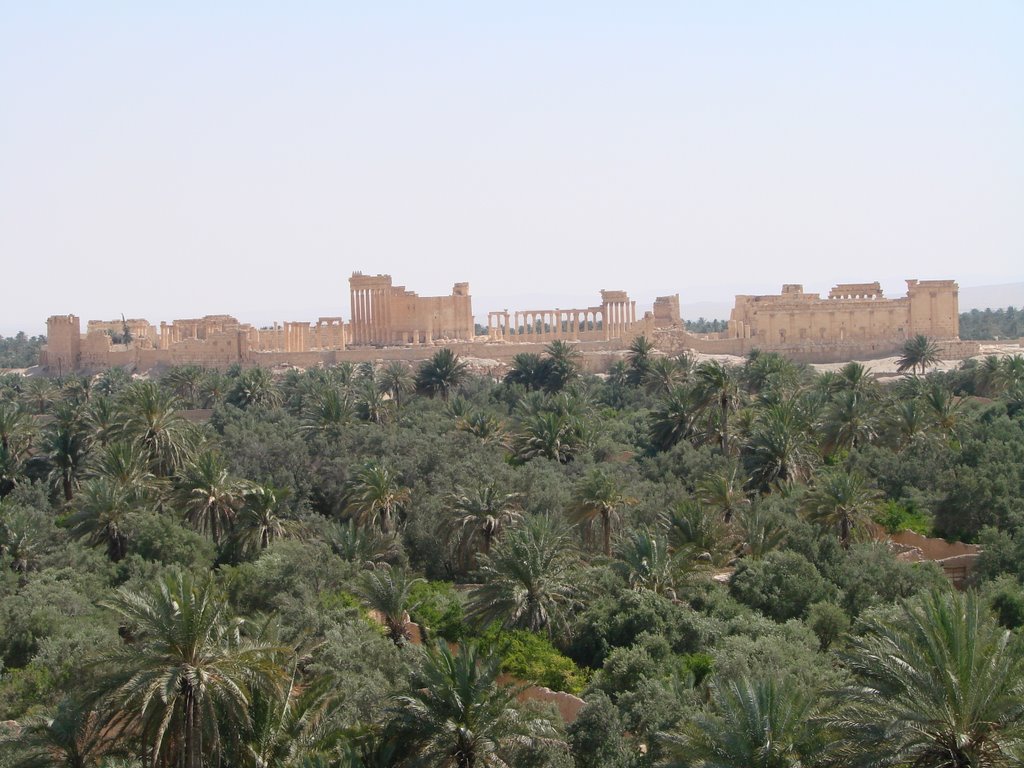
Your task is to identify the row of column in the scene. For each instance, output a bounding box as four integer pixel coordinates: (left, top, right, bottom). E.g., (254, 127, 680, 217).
(350, 287, 392, 346)
(282, 322, 308, 353)
(313, 318, 345, 350)
(488, 304, 635, 341)
(602, 300, 636, 340)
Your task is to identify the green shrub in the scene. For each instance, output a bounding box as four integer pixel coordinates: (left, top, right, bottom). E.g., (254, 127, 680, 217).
(807, 600, 850, 650)
(480, 627, 588, 694)
(874, 500, 931, 535)
(407, 580, 466, 641)
(730, 550, 833, 622)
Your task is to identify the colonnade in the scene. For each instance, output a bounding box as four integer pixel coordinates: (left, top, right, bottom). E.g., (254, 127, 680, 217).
(350, 285, 393, 346)
(601, 299, 636, 340)
(313, 317, 345, 350)
(487, 297, 637, 342)
(282, 322, 308, 353)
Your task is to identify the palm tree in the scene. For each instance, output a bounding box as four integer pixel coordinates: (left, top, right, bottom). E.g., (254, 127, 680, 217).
(174, 451, 251, 544)
(897, 334, 942, 377)
(823, 390, 880, 456)
(61, 374, 94, 406)
(921, 378, 964, 438)
(239, 668, 344, 768)
(198, 370, 230, 408)
(0, 506, 43, 574)
(649, 386, 702, 451)
(504, 353, 550, 392)
(887, 396, 931, 451)
(355, 360, 377, 384)
(695, 359, 741, 454)
(301, 385, 353, 436)
(84, 395, 119, 447)
(93, 367, 131, 397)
(98, 572, 285, 768)
(734, 503, 788, 560)
(742, 351, 810, 398)
(830, 589, 1024, 767)
(467, 515, 579, 637)
(343, 462, 410, 534)
(119, 381, 193, 476)
(21, 377, 60, 414)
(697, 466, 750, 524)
(643, 356, 686, 396)
(162, 365, 206, 408)
(0, 401, 35, 492)
(68, 477, 138, 561)
(355, 381, 392, 425)
(42, 401, 91, 502)
(454, 409, 506, 446)
(232, 486, 299, 556)
(744, 401, 819, 491)
(228, 367, 282, 409)
(659, 675, 824, 768)
(801, 468, 882, 548)
(352, 567, 423, 645)
(605, 360, 630, 407)
(973, 355, 1005, 397)
(1001, 354, 1024, 391)
(835, 361, 878, 398)
(614, 526, 682, 597)
(569, 468, 633, 556)
(392, 640, 558, 768)
(544, 339, 581, 392)
(445, 484, 523, 569)
(661, 501, 733, 566)
(415, 348, 468, 401)
(625, 335, 655, 386)
(511, 410, 584, 464)
(0, 696, 115, 768)
(327, 519, 402, 568)
(377, 361, 414, 409)
(86, 441, 161, 504)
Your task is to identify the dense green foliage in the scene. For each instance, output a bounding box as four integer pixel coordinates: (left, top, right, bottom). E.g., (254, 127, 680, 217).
(684, 318, 728, 334)
(0, 338, 1023, 766)
(960, 306, 1023, 340)
(0, 332, 45, 369)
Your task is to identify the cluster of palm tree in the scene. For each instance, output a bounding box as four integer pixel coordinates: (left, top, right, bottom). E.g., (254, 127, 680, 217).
(5, 335, 1024, 767)
(0, 373, 304, 568)
(3, 569, 560, 768)
(660, 590, 1024, 768)
(644, 347, 974, 493)
(503, 340, 582, 393)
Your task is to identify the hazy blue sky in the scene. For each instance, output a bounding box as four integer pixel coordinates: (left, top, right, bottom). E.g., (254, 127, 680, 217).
(2, 2, 1022, 335)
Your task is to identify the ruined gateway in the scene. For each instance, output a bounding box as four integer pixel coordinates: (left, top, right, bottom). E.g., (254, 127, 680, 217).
(39, 274, 977, 374)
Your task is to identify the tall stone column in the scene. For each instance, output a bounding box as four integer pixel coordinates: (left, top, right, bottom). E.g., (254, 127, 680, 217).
(353, 290, 361, 346)
(350, 289, 358, 345)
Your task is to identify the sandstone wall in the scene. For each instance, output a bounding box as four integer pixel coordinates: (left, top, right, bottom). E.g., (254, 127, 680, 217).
(726, 280, 960, 347)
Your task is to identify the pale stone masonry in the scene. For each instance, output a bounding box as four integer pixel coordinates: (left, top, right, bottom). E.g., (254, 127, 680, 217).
(727, 280, 959, 345)
(39, 275, 975, 374)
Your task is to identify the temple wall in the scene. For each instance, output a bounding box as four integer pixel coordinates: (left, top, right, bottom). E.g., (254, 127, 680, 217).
(727, 280, 960, 346)
(349, 274, 473, 346)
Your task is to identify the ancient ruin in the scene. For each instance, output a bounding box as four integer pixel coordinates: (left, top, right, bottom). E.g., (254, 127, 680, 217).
(38, 275, 978, 374)
(349, 273, 474, 346)
(727, 280, 959, 345)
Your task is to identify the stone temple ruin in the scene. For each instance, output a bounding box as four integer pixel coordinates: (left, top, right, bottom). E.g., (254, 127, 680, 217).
(39, 274, 977, 374)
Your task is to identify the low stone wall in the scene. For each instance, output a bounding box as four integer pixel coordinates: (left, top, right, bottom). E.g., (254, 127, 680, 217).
(648, 325, 980, 364)
(885, 529, 981, 587)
